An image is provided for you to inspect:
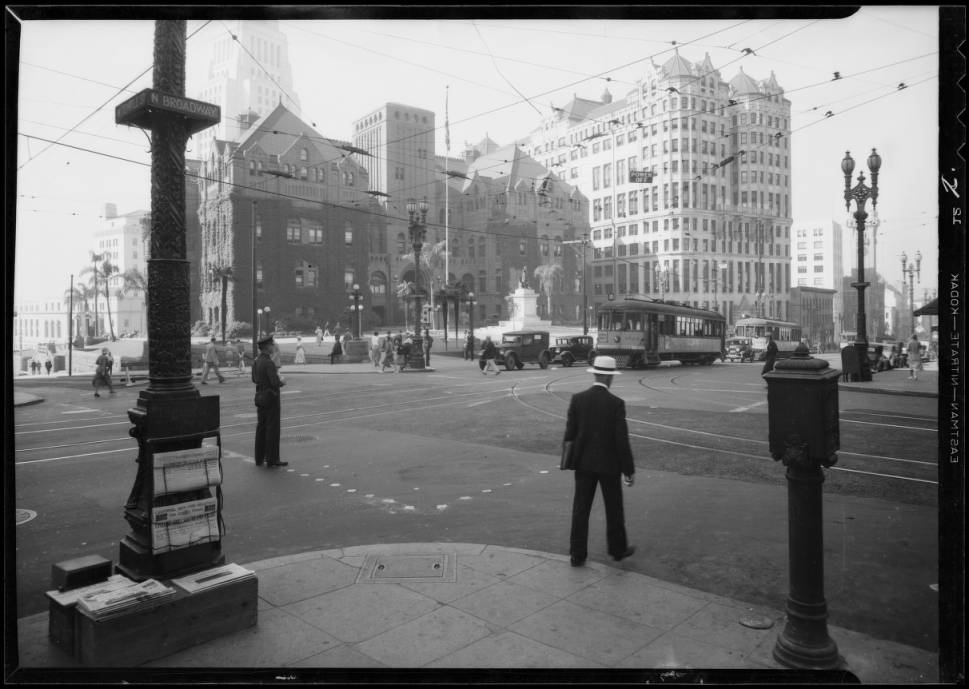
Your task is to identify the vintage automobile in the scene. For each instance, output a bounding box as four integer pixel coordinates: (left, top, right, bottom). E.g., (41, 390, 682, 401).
(548, 335, 595, 367)
(724, 337, 753, 363)
(494, 330, 552, 370)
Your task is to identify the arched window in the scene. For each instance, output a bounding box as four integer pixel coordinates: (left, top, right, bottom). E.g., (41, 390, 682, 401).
(468, 236, 475, 259)
(397, 232, 407, 254)
(300, 148, 309, 161)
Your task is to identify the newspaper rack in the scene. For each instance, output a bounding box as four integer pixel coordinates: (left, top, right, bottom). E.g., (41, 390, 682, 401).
(145, 430, 225, 556)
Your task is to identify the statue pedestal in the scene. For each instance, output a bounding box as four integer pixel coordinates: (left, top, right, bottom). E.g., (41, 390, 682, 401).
(500, 288, 552, 331)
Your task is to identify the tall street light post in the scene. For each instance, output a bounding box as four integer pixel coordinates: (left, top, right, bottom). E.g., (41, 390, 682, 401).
(901, 250, 921, 336)
(406, 197, 429, 370)
(842, 149, 882, 382)
(348, 283, 364, 339)
(467, 291, 476, 346)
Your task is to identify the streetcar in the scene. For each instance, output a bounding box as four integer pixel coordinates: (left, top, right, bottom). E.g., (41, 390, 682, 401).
(732, 317, 803, 361)
(592, 296, 727, 368)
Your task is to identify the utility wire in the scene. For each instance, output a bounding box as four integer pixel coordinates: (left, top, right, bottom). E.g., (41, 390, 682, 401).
(17, 20, 212, 172)
(472, 20, 545, 118)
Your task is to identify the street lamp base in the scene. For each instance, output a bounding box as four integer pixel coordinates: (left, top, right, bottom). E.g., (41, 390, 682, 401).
(773, 619, 842, 670)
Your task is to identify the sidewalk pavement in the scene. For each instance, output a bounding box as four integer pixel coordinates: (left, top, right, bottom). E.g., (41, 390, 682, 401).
(15, 542, 937, 680)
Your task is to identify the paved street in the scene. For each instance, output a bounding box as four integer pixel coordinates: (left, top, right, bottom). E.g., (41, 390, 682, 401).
(13, 348, 939, 658)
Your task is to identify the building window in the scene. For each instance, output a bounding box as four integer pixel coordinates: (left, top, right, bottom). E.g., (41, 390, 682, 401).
(287, 219, 301, 242)
(300, 148, 308, 162)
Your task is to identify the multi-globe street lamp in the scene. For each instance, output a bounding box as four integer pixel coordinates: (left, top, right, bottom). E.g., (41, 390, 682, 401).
(407, 197, 429, 369)
(901, 250, 921, 337)
(842, 148, 882, 382)
(348, 283, 364, 339)
(257, 306, 270, 338)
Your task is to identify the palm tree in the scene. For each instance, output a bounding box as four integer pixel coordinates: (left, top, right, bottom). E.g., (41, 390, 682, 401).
(533, 263, 564, 321)
(80, 252, 120, 340)
(420, 240, 448, 327)
(120, 267, 148, 296)
(210, 265, 234, 344)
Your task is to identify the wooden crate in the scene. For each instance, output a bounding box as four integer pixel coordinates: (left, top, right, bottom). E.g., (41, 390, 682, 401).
(75, 576, 257, 666)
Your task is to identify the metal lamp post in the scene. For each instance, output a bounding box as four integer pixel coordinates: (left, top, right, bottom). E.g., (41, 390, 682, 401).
(467, 291, 477, 345)
(348, 283, 364, 339)
(842, 148, 881, 382)
(901, 250, 921, 336)
(407, 197, 429, 369)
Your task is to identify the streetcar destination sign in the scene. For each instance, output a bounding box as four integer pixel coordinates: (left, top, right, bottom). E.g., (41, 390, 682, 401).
(629, 170, 654, 183)
(116, 88, 220, 134)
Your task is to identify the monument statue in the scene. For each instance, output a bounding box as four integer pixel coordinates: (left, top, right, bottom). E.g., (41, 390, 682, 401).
(519, 265, 528, 289)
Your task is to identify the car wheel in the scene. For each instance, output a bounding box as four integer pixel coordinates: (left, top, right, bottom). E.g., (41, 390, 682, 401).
(539, 352, 550, 369)
(505, 353, 517, 371)
(561, 353, 574, 367)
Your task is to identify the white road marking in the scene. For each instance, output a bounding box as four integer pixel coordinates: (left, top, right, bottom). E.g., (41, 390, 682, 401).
(482, 489, 492, 493)
(436, 504, 448, 510)
(459, 496, 472, 500)
(62, 409, 98, 414)
(729, 400, 768, 413)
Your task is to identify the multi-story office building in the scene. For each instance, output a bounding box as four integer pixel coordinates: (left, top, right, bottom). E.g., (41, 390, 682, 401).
(520, 51, 793, 326)
(789, 286, 837, 349)
(86, 203, 150, 338)
(792, 219, 844, 342)
(193, 20, 301, 142)
(194, 104, 378, 332)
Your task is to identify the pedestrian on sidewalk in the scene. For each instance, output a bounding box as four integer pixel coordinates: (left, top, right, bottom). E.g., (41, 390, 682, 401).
(92, 347, 115, 397)
(394, 333, 410, 373)
(330, 335, 343, 364)
(371, 331, 382, 367)
(252, 335, 287, 467)
(294, 337, 306, 365)
(564, 355, 635, 567)
(480, 335, 501, 375)
(424, 329, 433, 366)
(464, 330, 474, 360)
(200, 336, 225, 384)
(380, 331, 394, 371)
(906, 332, 922, 381)
(761, 334, 778, 377)
(235, 339, 247, 374)
(315, 325, 323, 347)
(45, 358, 52, 375)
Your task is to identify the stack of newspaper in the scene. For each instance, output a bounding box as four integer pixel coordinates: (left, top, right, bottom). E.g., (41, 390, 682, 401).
(170, 563, 254, 594)
(75, 578, 177, 619)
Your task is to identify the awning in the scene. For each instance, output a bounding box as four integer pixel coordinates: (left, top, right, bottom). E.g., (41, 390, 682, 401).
(913, 298, 938, 317)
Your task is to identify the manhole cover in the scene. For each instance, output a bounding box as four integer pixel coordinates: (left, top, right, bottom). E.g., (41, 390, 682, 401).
(281, 435, 318, 444)
(739, 614, 775, 630)
(357, 554, 456, 584)
(16, 509, 37, 525)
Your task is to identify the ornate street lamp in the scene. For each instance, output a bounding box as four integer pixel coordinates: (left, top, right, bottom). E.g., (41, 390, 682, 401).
(901, 250, 921, 337)
(407, 197, 429, 369)
(348, 283, 364, 339)
(842, 148, 881, 382)
(257, 306, 270, 338)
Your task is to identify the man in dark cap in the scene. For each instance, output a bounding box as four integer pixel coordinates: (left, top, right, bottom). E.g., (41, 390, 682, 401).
(563, 355, 635, 567)
(252, 335, 287, 467)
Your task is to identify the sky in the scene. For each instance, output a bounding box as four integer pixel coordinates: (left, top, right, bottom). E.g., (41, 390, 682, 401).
(12, 6, 943, 307)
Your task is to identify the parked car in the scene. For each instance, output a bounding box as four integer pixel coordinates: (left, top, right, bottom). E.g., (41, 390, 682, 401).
(548, 335, 595, 367)
(495, 330, 552, 370)
(725, 337, 753, 363)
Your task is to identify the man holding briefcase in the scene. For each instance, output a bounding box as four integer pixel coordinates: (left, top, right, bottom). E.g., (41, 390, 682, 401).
(562, 355, 635, 567)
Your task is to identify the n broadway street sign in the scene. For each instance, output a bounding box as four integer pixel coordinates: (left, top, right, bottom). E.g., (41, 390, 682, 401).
(116, 89, 220, 134)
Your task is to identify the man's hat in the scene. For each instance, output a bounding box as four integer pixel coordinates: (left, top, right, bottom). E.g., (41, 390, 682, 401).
(210, 336, 217, 342)
(257, 334, 274, 347)
(587, 355, 621, 375)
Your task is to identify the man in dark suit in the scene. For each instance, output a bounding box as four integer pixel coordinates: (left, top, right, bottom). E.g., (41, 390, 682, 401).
(564, 355, 636, 566)
(252, 335, 288, 468)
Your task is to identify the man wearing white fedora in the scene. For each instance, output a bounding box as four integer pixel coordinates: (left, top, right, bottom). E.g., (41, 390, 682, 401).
(563, 355, 636, 567)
